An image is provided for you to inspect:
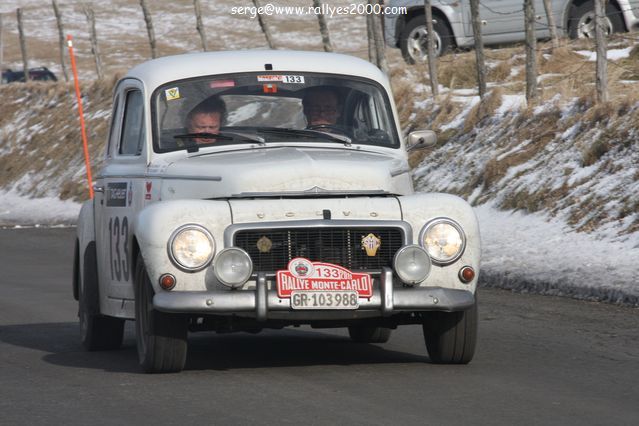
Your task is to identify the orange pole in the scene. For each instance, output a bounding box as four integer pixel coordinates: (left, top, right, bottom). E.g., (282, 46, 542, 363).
(66, 34, 94, 199)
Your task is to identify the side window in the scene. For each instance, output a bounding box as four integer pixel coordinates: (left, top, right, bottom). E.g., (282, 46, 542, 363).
(119, 90, 145, 156)
(106, 95, 120, 158)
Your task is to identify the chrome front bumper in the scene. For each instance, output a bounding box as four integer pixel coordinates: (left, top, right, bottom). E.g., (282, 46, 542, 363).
(153, 268, 475, 320)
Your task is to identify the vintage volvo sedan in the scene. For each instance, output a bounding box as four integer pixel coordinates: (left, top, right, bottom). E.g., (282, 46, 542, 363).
(73, 50, 480, 373)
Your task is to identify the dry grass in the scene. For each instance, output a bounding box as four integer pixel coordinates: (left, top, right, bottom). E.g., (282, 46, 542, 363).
(437, 55, 478, 89)
(487, 61, 512, 83)
(463, 87, 503, 132)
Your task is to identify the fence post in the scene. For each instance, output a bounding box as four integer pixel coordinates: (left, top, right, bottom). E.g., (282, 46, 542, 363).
(83, 5, 104, 80)
(17, 8, 30, 82)
(470, 0, 487, 98)
(193, 0, 208, 51)
(542, 0, 560, 49)
(595, 0, 608, 103)
(366, 9, 377, 64)
(371, 2, 388, 74)
(312, 0, 333, 52)
(524, 0, 538, 103)
(252, 0, 275, 49)
(52, 0, 69, 82)
(0, 14, 4, 84)
(423, 0, 439, 99)
(140, 0, 157, 59)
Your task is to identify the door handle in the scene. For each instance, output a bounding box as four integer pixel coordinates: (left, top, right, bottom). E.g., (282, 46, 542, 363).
(92, 185, 104, 193)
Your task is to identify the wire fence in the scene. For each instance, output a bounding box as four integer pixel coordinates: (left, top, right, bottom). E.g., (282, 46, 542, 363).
(0, 0, 637, 99)
(0, 0, 376, 82)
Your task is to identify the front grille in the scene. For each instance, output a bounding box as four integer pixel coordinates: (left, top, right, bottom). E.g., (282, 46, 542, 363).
(234, 227, 404, 273)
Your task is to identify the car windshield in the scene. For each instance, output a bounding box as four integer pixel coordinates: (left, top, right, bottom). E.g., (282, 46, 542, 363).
(152, 72, 399, 153)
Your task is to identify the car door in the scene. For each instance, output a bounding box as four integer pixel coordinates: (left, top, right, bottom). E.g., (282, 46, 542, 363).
(476, 0, 527, 43)
(94, 79, 147, 301)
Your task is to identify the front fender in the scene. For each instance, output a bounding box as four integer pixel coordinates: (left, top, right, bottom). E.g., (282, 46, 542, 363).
(74, 200, 95, 301)
(133, 199, 233, 293)
(398, 193, 481, 292)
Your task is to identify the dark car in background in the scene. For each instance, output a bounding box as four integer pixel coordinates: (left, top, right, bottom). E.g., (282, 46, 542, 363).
(1, 67, 57, 83)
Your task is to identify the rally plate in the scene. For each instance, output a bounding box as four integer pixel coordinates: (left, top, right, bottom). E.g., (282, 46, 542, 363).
(290, 291, 358, 310)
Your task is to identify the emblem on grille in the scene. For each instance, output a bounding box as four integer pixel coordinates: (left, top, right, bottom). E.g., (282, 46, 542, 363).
(290, 258, 314, 278)
(361, 233, 381, 257)
(256, 236, 273, 253)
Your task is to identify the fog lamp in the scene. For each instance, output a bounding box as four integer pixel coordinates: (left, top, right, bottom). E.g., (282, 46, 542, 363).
(213, 248, 253, 288)
(393, 245, 431, 285)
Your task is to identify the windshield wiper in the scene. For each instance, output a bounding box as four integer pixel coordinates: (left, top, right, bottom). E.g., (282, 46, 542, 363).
(174, 131, 266, 152)
(258, 128, 352, 146)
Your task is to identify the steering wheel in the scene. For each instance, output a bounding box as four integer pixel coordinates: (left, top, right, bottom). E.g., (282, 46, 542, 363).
(307, 124, 350, 136)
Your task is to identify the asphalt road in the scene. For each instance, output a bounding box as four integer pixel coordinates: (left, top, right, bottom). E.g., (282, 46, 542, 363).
(1, 228, 638, 425)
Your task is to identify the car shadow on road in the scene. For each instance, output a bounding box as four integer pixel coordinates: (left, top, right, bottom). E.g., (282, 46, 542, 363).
(184, 328, 429, 371)
(0, 321, 139, 373)
(0, 322, 429, 373)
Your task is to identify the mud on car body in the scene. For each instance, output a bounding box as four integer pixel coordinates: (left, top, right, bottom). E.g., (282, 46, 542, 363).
(73, 50, 480, 373)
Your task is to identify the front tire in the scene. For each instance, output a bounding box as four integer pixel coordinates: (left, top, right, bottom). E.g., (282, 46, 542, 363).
(348, 326, 392, 343)
(135, 254, 187, 373)
(78, 242, 124, 351)
(568, 1, 625, 39)
(400, 15, 452, 64)
(422, 303, 477, 364)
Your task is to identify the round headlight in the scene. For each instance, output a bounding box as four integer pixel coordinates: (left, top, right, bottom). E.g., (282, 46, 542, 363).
(213, 248, 253, 288)
(393, 245, 431, 284)
(420, 218, 466, 265)
(168, 225, 215, 271)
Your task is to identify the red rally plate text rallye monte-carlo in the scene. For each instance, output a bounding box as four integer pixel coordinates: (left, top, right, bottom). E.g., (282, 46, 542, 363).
(277, 258, 373, 309)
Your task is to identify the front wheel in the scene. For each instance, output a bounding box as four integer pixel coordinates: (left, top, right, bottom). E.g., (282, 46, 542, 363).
(135, 254, 187, 373)
(78, 242, 124, 351)
(422, 303, 477, 364)
(568, 1, 625, 39)
(400, 15, 452, 64)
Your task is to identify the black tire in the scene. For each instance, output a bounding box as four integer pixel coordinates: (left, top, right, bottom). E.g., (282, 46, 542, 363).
(422, 302, 477, 364)
(400, 15, 452, 64)
(78, 242, 124, 351)
(135, 254, 187, 373)
(568, 1, 625, 39)
(348, 326, 392, 343)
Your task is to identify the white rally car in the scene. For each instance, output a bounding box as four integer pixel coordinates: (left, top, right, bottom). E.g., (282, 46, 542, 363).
(73, 50, 480, 373)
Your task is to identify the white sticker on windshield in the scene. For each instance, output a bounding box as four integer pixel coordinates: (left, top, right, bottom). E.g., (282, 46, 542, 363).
(165, 87, 180, 100)
(257, 75, 305, 84)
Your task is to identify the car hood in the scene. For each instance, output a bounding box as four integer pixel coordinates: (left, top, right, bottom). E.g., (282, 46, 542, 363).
(156, 146, 413, 199)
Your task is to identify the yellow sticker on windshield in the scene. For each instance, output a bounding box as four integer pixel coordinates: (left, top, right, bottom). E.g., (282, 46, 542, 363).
(165, 87, 180, 100)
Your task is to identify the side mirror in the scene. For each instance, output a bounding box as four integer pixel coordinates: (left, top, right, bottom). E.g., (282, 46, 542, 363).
(406, 130, 437, 152)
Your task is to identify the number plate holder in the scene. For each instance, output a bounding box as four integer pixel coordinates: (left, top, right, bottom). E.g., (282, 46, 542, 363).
(290, 291, 359, 310)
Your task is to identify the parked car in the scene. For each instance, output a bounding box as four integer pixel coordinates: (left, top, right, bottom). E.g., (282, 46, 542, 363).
(384, 0, 639, 63)
(1, 66, 57, 83)
(73, 50, 480, 373)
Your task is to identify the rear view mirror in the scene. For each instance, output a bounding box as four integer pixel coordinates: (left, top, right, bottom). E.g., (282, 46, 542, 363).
(406, 130, 437, 152)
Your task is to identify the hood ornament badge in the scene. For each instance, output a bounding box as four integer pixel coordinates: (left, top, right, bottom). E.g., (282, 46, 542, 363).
(361, 233, 381, 257)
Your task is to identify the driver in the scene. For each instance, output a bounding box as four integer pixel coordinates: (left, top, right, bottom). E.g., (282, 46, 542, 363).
(185, 96, 227, 144)
(302, 87, 341, 128)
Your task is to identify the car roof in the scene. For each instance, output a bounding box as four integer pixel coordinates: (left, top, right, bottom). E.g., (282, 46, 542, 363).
(124, 50, 388, 92)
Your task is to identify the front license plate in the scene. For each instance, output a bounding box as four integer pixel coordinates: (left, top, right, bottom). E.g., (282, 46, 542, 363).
(290, 291, 359, 310)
